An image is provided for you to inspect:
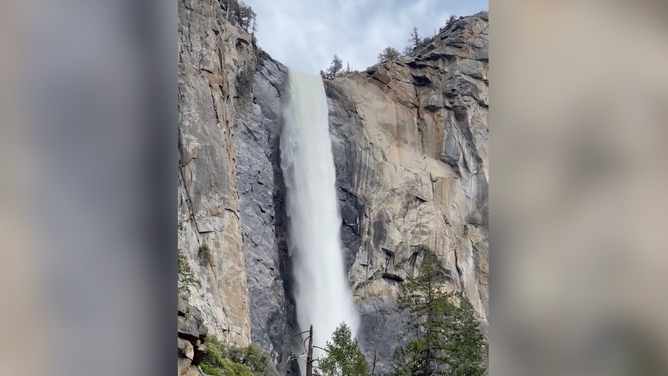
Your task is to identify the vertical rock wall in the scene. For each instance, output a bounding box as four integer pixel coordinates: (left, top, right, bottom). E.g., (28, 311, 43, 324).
(178, 0, 256, 346)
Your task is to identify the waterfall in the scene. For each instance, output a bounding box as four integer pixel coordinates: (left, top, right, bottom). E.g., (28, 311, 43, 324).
(280, 68, 359, 369)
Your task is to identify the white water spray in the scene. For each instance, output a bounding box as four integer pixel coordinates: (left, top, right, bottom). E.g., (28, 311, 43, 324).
(280, 68, 359, 369)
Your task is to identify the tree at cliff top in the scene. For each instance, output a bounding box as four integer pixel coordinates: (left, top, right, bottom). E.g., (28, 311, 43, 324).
(316, 323, 370, 376)
(389, 251, 486, 376)
(221, 0, 256, 33)
(377, 47, 401, 63)
(320, 55, 344, 80)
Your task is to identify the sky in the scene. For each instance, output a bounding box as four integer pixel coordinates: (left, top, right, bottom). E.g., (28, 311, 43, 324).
(243, 0, 488, 75)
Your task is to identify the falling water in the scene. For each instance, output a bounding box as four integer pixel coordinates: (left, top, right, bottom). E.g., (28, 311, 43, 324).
(280, 68, 359, 370)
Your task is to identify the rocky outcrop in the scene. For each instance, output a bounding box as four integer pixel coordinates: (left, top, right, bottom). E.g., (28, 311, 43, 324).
(326, 12, 489, 372)
(178, 299, 209, 376)
(178, 0, 257, 346)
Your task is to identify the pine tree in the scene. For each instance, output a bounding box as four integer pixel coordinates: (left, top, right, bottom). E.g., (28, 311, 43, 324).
(377, 47, 401, 63)
(390, 250, 487, 376)
(446, 15, 457, 29)
(442, 295, 486, 376)
(316, 323, 369, 376)
(321, 55, 343, 80)
(394, 251, 450, 376)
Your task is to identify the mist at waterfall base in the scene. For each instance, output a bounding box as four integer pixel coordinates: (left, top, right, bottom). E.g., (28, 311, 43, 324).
(280, 68, 359, 371)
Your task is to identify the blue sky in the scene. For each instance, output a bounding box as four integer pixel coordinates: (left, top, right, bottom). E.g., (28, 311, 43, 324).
(244, 0, 488, 75)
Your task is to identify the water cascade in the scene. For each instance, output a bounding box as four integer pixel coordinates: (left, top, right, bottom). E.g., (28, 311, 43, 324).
(280, 68, 359, 371)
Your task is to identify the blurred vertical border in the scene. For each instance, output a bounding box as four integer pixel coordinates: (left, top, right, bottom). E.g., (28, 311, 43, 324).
(491, 0, 668, 375)
(0, 0, 176, 376)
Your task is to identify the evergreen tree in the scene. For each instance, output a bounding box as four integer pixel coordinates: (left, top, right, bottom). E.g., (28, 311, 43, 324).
(236, 3, 256, 32)
(390, 250, 487, 376)
(446, 15, 457, 29)
(316, 323, 369, 376)
(377, 47, 401, 63)
(321, 55, 344, 80)
(394, 251, 450, 376)
(442, 295, 486, 376)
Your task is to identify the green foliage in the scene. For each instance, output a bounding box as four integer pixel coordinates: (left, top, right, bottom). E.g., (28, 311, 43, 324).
(236, 66, 255, 97)
(390, 250, 486, 376)
(178, 250, 199, 298)
(441, 295, 486, 376)
(316, 323, 369, 376)
(395, 251, 450, 375)
(377, 47, 401, 63)
(390, 339, 427, 376)
(320, 55, 344, 80)
(201, 359, 253, 376)
(221, 0, 257, 33)
(202, 335, 272, 376)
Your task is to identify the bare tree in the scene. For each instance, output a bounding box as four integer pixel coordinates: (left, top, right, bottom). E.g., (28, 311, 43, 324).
(370, 309, 389, 375)
(409, 26, 420, 49)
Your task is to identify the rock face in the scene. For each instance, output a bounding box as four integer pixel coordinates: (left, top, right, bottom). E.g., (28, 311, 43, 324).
(178, 0, 257, 346)
(178, 299, 209, 376)
(234, 53, 297, 374)
(178, 1, 488, 373)
(326, 13, 489, 372)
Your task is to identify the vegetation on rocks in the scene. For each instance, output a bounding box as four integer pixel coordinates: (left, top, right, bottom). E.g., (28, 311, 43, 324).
(375, 15, 462, 64)
(377, 47, 401, 63)
(178, 249, 200, 298)
(201, 335, 272, 376)
(220, 0, 257, 35)
(320, 55, 342, 79)
(236, 65, 256, 98)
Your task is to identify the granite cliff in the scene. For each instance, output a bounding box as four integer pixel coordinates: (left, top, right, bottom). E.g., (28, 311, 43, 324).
(177, 0, 488, 373)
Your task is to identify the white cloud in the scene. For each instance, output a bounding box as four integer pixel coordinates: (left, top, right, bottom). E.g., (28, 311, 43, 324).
(243, 0, 488, 75)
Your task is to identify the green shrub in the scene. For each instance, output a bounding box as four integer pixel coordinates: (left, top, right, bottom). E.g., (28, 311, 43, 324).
(202, 359, 253, 376)
(178, 250, 199, 298)
(377, 47, 401, 63)
(202, 335, 271, 376)
(236, 66, 255, 97)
